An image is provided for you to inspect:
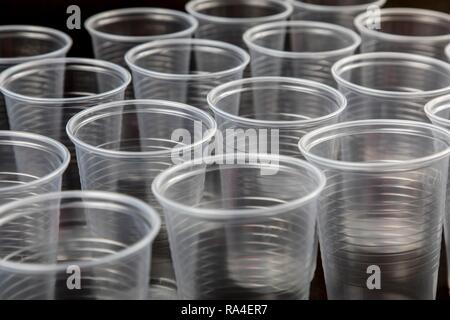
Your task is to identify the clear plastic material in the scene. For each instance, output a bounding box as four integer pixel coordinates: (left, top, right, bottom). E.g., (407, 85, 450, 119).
(299, 120, 450, 300)
(424, 94, 450, 295)
(243, 21, 360, 87)
(126, 39, 249, 112)
(208, 77, 346, 158)
(185, 0, 293, 48)
(0, 58, 131, 190)
(332, 52, 450, 122)
(0, 191, 161, 300)
(85, 8, 198, 67)
(0, 25, 72, 130)
(152, 154, 325, 300)
(446, 43, 450, 62)
(0, 131, 69, 206)
(355, 8, 450, 61)
(67, 99, 217, 300)
(289, 0, 387, 30)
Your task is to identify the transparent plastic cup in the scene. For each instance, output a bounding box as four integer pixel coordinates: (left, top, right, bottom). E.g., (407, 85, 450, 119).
(67, 99, 217, 300)
(425, 94, 450, 296)
(85, 8, 198, 67)
(332, 52, 450, 122)
(355, 8, 450, 61)
(185, 0, 293, 49)
(243, 21, 360, 87)
(85, 8, 198, 98)
(0, 131, 69, 206)
(208, 77, 346, 158)
(289, 0, 387, 30)
(299, 120, 450, 300)
(0, 25, 72, 130)
(0, 191, 160, 300)
(0, 58, 131, 190)
(125, 39, 249, 112)
(152, 153, 325, 300)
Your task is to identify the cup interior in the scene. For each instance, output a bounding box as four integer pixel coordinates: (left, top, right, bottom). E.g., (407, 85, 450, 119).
(1, 60, 128, 100)
(90, 11, 194, 37)
(189, 0, 288, 19)
(129, 41, 248, 76)
(334, 54, 450, 93)
(0, 28, 69, 59)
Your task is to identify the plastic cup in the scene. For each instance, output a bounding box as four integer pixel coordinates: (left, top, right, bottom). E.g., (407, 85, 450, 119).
(289, 0, 387, 30)
(152, 153, 325, 300)
(208, 77, 346, 158)
(0, 191, 160, 300)
(243, 21, 361, 87)
(299, 120, 450, 300)
(67, 99, 217, 300)
(0, 130, 69, 206)
(425, 94, 450, 295)
(0, 58, 131, 190)
(85, 8, 198, 67)
(125, 39, 249, 112)
(185, 0, 293, 49)
(0, 25, 72, 130)
(355, 8, 450, 61)
(332, 52, 450, 122)
(85, 8, 198, 98)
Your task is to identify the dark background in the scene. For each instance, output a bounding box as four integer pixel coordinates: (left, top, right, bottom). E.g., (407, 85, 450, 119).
(0, 0, 449, 58)
(1, 0, 449, 300)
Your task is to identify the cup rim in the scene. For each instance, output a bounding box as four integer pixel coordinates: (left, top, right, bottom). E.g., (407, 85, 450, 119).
(299, 119, 450, 172)
(186, 0, 293, 25)
(0, 25, 72, 66)
(424, 94, 450, 128)
(125, 38, 250, 80)
(84, 7, 199, 43)
(289, 0, 387, 12)
(0, 57, 131, 104)
(0, 191, 161, 274)
(331, 52, 450, 98)
(0, 130, 70, 193)
(66, 99, 217, 158)
(354, 8, 450, 42)
(152, 153, 326, 220)
(243, 20, 361, 58)
(207, 76, 347, 128)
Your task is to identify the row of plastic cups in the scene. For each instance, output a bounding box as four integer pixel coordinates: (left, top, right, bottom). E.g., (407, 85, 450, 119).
(1, 49, 450, 188)
(64, 99, 450, 300)
(0, 99, 450, 299)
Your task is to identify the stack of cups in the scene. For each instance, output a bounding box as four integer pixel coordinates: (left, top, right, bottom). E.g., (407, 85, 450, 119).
(125, 39, 249, 112)
(332, 52, 450, 121)
(299, 120, 450, 299)
(152, 154, 325, 299)
(67, 100, 217, 299)
(243, 21, 360, 87)
(289, 0, 387, 30)
(425, 94, 450, 296)
(355, 8, 450, 60)
(0, 191, 160, 300)
(0, 26, 72, 129)
(0, 58, 131, 190)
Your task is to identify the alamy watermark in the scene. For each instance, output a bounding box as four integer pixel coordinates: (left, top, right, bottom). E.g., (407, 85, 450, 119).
(170, 121, 281, 175)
